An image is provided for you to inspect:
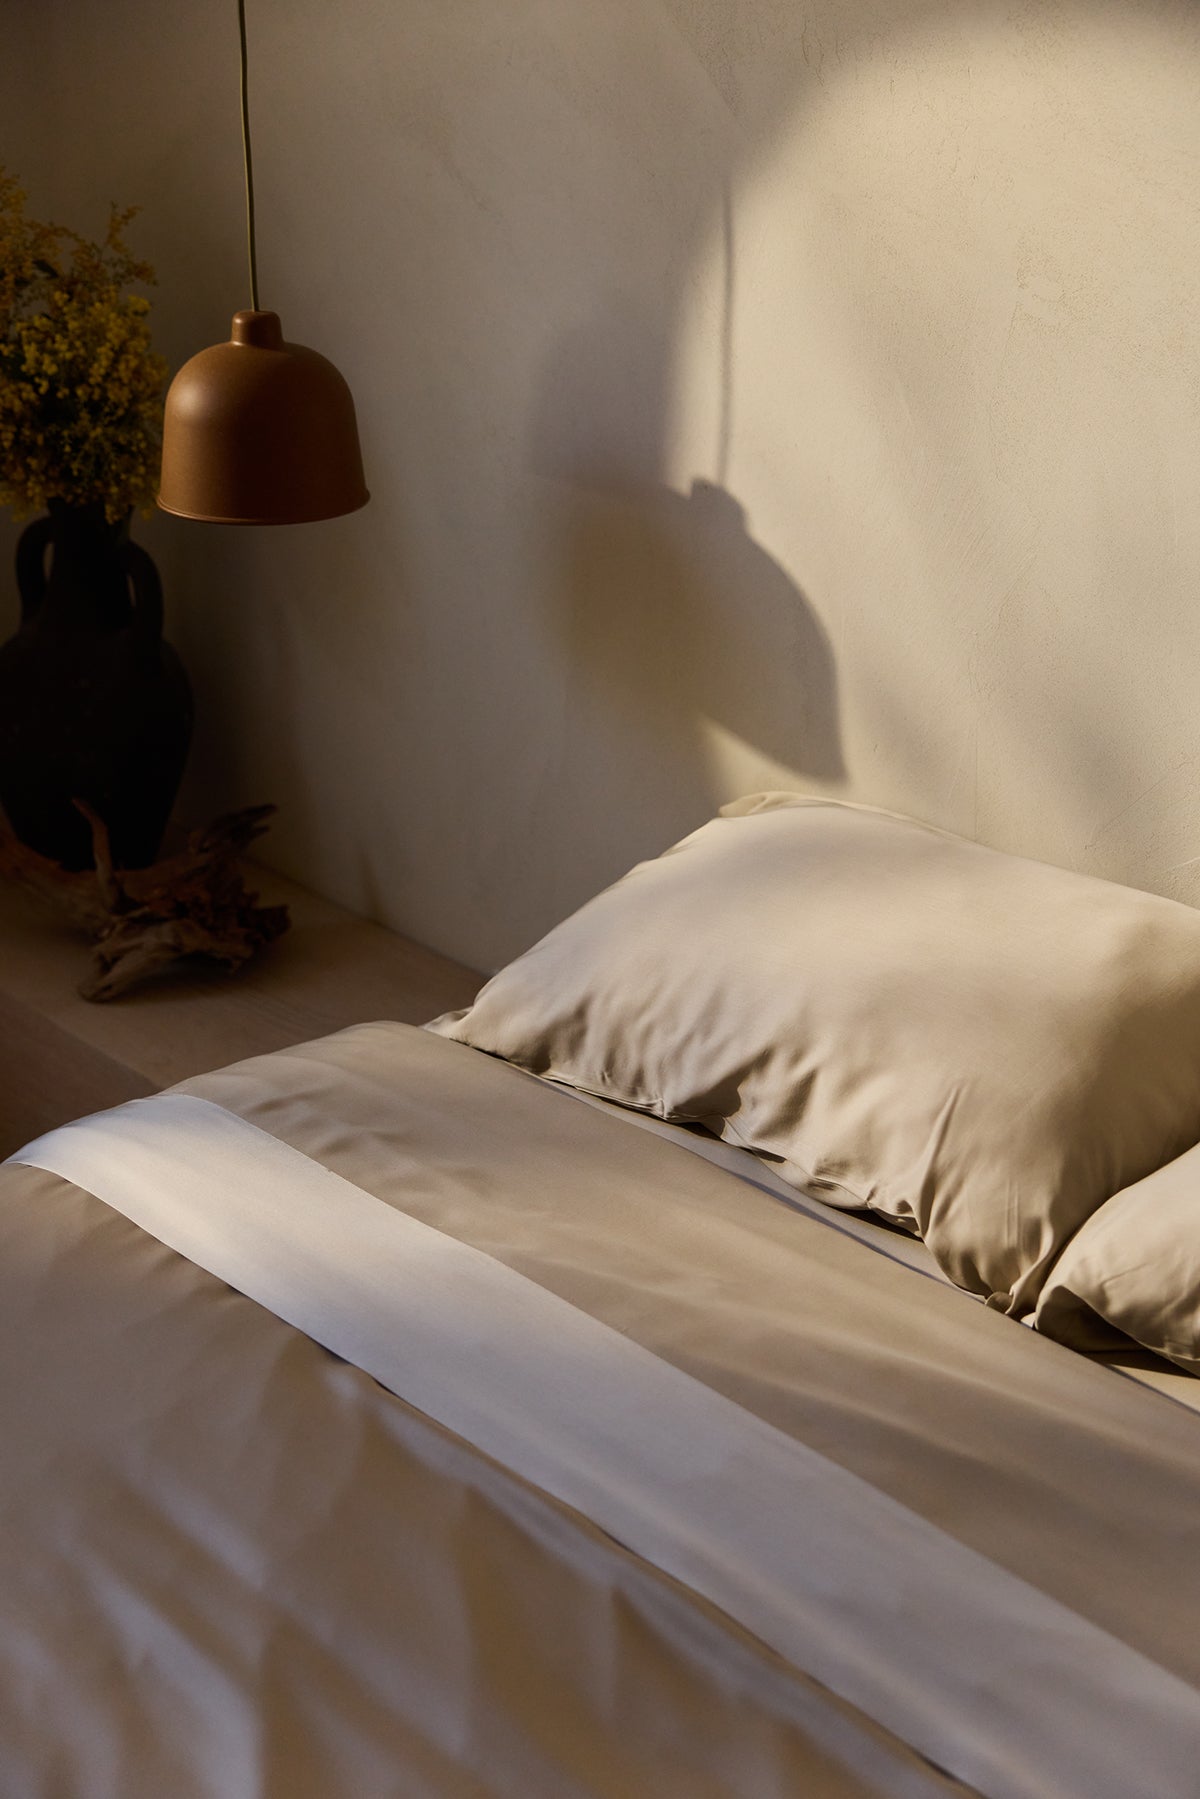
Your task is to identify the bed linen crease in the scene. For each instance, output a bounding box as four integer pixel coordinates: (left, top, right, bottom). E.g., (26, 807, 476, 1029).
(4, 1021, 1200, 1796)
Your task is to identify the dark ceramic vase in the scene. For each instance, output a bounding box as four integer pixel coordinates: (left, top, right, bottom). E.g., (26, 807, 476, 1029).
(0, 500, 193, 870)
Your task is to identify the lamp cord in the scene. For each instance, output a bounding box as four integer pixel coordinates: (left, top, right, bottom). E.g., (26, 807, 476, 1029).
(238, 0, 260, 311)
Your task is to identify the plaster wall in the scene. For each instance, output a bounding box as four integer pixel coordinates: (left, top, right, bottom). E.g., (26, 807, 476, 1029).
(3, 0, 1199, 970)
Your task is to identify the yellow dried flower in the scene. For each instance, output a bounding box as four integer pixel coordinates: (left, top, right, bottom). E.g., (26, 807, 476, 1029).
(0, 168, 166, 521)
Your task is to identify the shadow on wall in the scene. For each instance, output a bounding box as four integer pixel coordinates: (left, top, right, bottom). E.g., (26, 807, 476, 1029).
(506, 0, 1200, 935)
(550, 474, 843, 798)
(526, 230, 844, 893)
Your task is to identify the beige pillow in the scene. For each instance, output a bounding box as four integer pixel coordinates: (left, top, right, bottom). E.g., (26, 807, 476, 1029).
(1035, 1148, 1200, 1371)
(430, 794, 1200, 1313)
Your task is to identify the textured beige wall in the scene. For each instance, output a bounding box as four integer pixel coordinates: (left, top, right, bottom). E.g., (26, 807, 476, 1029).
(4, 1, 1200, 970)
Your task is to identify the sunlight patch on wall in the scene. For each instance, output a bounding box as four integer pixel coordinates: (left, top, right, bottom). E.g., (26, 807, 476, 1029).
(664, 0, 1200, 894)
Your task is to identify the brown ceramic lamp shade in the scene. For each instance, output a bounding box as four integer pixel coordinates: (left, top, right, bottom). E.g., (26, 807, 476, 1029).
(157, 310, 369, 525)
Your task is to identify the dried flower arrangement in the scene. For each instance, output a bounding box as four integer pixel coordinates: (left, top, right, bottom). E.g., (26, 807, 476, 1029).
(0, 171, 288, 994)
(0, 167, 167, 521)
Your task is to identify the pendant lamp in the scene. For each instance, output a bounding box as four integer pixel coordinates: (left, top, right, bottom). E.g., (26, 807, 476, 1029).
(157, 0, 368, 525)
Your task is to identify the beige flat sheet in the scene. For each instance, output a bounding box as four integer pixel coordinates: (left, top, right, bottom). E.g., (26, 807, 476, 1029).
(577, 1088, 1200, 1414)
(4, 1022, 1200, 1795)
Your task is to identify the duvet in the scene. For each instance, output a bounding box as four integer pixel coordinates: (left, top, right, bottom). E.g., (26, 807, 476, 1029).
(3, 1021, 1200, 1798)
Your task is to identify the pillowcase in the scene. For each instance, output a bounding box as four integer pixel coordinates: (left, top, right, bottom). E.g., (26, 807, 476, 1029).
(1035, 1147, 1200, 1371)
(429, 794, 1200, 1314)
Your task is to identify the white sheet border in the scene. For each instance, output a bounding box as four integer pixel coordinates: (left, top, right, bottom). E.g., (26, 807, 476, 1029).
(11, 1094, 1200, 1799)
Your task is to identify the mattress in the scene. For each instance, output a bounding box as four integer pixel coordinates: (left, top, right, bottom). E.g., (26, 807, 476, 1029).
(3, 1020, 1200, 1797)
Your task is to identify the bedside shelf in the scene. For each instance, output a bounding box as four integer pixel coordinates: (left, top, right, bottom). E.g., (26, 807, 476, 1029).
(0, 868, 481, 1157)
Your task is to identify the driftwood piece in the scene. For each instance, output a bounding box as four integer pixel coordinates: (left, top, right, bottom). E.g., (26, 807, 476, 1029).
(0, 804, 291, 1001)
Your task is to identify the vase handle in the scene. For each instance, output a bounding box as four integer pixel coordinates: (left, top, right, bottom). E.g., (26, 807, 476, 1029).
(119, 541, 165, 652)
(15, 516, 54, 623)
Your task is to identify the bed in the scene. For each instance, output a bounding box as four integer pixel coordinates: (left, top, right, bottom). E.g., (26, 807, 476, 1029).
(5, 793, 1200, 1798)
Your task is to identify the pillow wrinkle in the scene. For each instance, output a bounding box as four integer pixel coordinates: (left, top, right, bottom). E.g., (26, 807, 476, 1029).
(431, 794, 1200, 1315)
(1034, 1148, 1200, 1370)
